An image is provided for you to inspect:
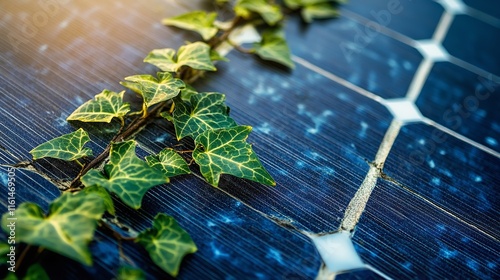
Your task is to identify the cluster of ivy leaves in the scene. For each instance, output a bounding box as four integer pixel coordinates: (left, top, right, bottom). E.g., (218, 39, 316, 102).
(3, 0, 344, 278)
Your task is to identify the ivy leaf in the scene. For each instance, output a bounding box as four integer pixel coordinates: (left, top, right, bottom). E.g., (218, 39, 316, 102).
(4, 274, 17, 280)
(67, 90, 130, 123)
(164, 92, 237, 140)
(121, 72, 185, 109)
(1, 192, 105, 265)
(284, 0, 342, 21)
(193, 126, 276, 187)
(30, 128, 93, 161)
(254, 29, 294, 68)
(4, 263, 50, 280)
(23, 263, 50, 280)
(210, 48, 229, 62)
(302, 3, 339, 22)
(144, 42, 216, 72)
(284, 0, 329, 9)
(146, 148, 191, 178)
(162, 11, 218, 41)
(117, 266, 146, 280)
(78, 185, 115, 215)
(136, 214, 197, 277)
(283, 0, 302, 9)
(179, 84, 199, 102)
(81, 140, 168, 209)
(0, 242, 9, 263)
(235, 0, 283, 26)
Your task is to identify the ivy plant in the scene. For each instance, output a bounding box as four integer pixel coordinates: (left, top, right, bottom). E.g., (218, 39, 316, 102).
(4, 0, 344, 278)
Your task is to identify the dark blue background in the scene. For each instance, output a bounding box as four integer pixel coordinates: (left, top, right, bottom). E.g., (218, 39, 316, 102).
(0, 0, 499, 279)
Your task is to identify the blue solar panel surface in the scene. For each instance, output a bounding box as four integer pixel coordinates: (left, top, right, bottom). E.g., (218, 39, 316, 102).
(0, 0, 498, 279)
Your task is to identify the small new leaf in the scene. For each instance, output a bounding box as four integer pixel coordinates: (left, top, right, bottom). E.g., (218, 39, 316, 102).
(283, 0, 341, 22)
(0, 242, 9, 263)
(235, 0, 283, 26)
(136, 214, 197, 277)
(23, 263, 50, 280)
(81, 140, 168, 209)
(146, 148, 191, 178)
(254, 29, 294, 68)
(78, 185, 115, 215)
(165, 92, 237, 140)
(30, 128, 93, 161)
(1, 192, 105, 265)
(67, 90, 130, 123)
(163, 11, 218, 41)
(122, 72, 185, 109)
(302, 3, 339, 22)
(117, 266, 146, 280)
(179, 85, 199, 102)
(193, 126, 276, 187)
(144, 42, 216, 72)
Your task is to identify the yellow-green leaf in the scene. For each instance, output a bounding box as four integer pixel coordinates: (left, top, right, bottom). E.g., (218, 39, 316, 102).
(30, 128, 93, 161)
(23, 263, 50, 280)
(1, 192, 105, 265)
(4, 263, 50, 280)
(179, 84, 199, 102)
(193, 126, 276, 187)
(162, 11, 218, 41)
(67, 89, 130, 123)
(0, 242, 10, 263)
(144, 42, 216, 72)
(164, 92, 237, 140)
(81, 140, 168, 209)
(146, 148, 191, 178)
(121, 72, 185, 109)
(235, 0, 283, 26)
(210, 48, 229, 62)
(136, 214, 197, 277)
(254, 28, 294, 68)
(284, 0, 342, 21)
(78, 185, 115, 215)
(302, 3, 339, 22)
(117, 266, 146, 280)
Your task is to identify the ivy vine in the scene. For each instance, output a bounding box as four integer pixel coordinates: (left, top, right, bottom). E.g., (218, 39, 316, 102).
(3, 0, 344, 278)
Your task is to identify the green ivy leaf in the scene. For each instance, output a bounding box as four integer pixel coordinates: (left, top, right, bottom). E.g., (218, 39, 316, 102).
(284, 0, 340, 8)
(284, 0, 328, 9)
(144, 42, 216, 72)
(4, 263, 50, 280)
(78, 185, 115, 215)
(283, 0, 302, 9)
(81, 140, 168, 209)
(23, 263, 50, 280)
(254, 29, 294, 68)
(210, 48, 229, 62)
(179, 84, 199, 102)
(117, 266, 146, 280)
(162, 11, 218, 41)
(121, 72, 185, 109)
(1, 192, 105, 265)
(193, 126, 276, 187)
(284, 0, 342, 21)
(67, 90, 130, 123)
(4, 274, 17, 280)
(30, 128, 93, 161)
(165, 92, 237, 140)
(136, 214, 197, 277)
(302, 3, 339, 22)
(0, 242, 10, 263)
(146, 148, 191, 177)
(235, 0, 283, 26)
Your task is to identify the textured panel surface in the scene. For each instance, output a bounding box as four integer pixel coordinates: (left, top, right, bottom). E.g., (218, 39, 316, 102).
(1, 0, 499, 279)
